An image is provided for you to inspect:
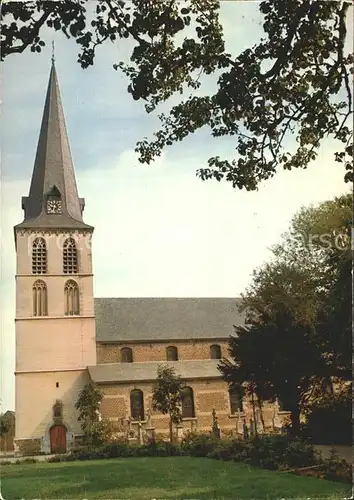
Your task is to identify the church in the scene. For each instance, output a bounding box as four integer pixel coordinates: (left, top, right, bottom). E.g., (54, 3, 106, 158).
(14, 61, 285, 455)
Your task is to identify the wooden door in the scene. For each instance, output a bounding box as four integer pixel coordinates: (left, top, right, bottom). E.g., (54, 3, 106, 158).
(50, 425, 67, 454)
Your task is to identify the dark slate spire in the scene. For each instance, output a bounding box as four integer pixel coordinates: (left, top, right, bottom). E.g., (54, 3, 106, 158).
(16, 60, 92, 230)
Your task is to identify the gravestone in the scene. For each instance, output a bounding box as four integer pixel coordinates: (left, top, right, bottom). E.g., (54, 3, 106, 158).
(236, 410, 244, 435)
(243, 420, 249, 440)
(256, 409, 264, 434)
(272, 410, 282, 432)
(249, 417, 255, 437)
(137, 419, 144, 445)
(211, 409, 221, 439)
(176, 424, 184, 441)
(144, 409, 156, 443)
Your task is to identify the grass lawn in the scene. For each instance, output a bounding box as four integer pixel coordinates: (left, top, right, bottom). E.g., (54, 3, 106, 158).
(1, 456, 350, 500)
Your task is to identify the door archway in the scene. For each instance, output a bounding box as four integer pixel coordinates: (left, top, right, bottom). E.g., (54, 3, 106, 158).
(50, 425, 67, 454)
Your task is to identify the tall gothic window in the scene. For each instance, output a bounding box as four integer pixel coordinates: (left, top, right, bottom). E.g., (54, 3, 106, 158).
(32, 238, 47, 274)
(181, 386, 195, 418)
(64, 280, 80, 315)
(229, 388, 243, 414)
(321, 378, 334, 394)
(130, 389, 144, 421)
(121, 347, 133, 363)
(63, 238, 78, 274)
(33, 280, 47, 316)
(166, 346, 178, 361)
(210, 344, 222, 359)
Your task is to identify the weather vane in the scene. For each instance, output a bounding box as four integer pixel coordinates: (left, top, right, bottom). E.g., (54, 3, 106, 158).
(51, 41, 55, 64)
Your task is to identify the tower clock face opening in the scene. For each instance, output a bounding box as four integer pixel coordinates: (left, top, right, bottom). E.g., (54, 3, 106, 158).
(46, 198, 63, 214)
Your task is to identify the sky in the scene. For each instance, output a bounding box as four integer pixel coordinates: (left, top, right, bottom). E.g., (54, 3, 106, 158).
(0, 3, 351, 412)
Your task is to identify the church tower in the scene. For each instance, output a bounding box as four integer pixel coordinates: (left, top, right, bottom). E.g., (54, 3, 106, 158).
(14, 60, 96, 454)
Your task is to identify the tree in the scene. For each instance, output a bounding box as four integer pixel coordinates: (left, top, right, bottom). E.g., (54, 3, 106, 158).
(302, 382, 351, 445)
(2, 1, 352, 189)
(220, 288, 329, 436)
(152, 365, 183, 442)
(219, 194, 352, 436)
(0, 414, 11, 438)
(0, 412, 15, 452)
(75, 380, 111, 446)
(272, 193, 352, 377)
(318, 255, 351, 379)
(313, 196, 352, 379)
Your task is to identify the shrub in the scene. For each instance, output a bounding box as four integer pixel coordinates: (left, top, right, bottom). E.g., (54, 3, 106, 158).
(245, 436, 289, 470)
(320, 450, 353, 484)
(303, 388, 352, 445)
(101, 441, 183, 458)
(207, 439, 251, 462)
(283, 439, 318, 468)
(46, 455, 66, 463)
(181, 432, 219, 457)
(43, 432, 349, 484)
(51, 440, 184, 462)
(183, 433, 319, 472)
(246, 436, 318, 471)
(21, 457, 37, 464)
(70, 447, 109, 461)
(0, 460, 12, 465)
(69, 445, 87, 454)
(101, 443, 131, 458)
(145, 441, 183, 457)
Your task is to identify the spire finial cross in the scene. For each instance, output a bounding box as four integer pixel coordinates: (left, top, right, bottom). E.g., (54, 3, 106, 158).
(51, 41, 55, 65)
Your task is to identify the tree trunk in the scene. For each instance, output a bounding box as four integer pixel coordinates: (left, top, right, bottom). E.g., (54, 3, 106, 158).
(290, 406, 301, 437)
(257, 400, 266, 431)
(251, 391, 258, 437)
(169, 416, 173, 443)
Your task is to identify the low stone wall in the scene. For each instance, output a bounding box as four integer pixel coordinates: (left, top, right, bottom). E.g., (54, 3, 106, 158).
(0, 435, 14, 452)
(15, 438, 42, 456)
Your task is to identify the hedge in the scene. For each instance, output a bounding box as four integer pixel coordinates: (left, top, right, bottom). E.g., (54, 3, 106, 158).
(1, 434, 350, 484)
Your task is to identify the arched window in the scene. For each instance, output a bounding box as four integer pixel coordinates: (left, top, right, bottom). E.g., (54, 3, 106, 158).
(121, 347, 133, 363)
(210, 344, 222, 359)
(64, 280, 80, 315)
(32, 238, 47, 274)
(130, 389, 144, 421)
(166, 346, 178, 361)
(33, 280, 47, 316)
(229, 388, 243, 414)
(321, 378, 334, 394)
(181, 386, 195, 418)
(325, 382, 334, 394)
(63, 238, 78, 274)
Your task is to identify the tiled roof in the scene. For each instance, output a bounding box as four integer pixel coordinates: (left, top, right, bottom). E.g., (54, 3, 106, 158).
(88, 359, 224, 383)
(16, 62, 92, 231)
(94, 297, 245, 342)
